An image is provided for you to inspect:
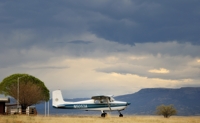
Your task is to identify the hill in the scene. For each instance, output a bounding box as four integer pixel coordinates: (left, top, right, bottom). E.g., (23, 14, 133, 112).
(115, 87, 200, 115)
(35, 87, 200, 116)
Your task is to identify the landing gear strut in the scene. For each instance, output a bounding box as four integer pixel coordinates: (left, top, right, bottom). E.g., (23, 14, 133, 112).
(118, 111, 123, 117)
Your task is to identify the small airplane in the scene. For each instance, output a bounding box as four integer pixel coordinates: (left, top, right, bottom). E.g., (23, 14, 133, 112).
(52, 90, 131, 117)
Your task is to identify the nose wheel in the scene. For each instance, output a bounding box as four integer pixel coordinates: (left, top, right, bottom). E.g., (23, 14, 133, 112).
(118, 111, 123, 117)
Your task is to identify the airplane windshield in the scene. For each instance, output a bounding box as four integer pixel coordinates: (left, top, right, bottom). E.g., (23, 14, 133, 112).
(110, 97, 115, 102)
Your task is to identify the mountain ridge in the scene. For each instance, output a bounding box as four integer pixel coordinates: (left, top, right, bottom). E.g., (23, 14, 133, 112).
(115, 87, 200, 115)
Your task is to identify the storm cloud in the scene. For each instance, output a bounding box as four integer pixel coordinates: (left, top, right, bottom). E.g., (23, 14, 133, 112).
(0, 0, 200, 98)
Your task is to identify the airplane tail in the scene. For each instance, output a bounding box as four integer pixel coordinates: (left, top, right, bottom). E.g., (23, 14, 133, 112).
(52, 90, 67, 107)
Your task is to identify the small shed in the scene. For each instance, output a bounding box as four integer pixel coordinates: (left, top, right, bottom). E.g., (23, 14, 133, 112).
(0, 98, 10, 114)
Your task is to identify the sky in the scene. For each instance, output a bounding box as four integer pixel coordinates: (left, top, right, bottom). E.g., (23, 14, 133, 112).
(0, 0, 200, 98)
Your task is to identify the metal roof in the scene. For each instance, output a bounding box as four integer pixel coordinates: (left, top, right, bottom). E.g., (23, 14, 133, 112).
(0, 98, 10, 103)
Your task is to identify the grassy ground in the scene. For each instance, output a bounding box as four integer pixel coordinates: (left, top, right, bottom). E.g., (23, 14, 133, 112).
(0, 115, 200, 123)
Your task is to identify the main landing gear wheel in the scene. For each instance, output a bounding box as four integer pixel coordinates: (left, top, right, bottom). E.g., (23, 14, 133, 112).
(101, 113, 107, 117)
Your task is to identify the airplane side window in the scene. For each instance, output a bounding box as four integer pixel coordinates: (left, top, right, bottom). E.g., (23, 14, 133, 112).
(95, 100, 100, 103)
(100, 99, 106, 103)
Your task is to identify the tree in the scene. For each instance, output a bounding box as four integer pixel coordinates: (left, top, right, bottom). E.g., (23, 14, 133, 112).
(0, 73, 49, 113)
(156, 104, 177, 118)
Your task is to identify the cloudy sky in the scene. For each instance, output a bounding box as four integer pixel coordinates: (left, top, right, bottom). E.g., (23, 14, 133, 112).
(0, 0, 200, 98)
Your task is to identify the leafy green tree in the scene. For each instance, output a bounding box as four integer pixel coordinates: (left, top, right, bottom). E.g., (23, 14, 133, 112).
(156, 104, 177, 118)
(0, 73, 49, 113)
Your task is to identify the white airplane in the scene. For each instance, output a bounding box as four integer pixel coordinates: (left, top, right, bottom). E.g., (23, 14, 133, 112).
(52, 90, 131, 117)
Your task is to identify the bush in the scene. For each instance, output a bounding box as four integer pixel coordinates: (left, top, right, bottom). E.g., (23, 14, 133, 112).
(156, 104, 177, 118)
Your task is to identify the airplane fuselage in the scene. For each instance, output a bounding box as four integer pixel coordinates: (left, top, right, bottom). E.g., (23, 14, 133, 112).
(53, 99, 129, 111)
(52, 90, 131, 117)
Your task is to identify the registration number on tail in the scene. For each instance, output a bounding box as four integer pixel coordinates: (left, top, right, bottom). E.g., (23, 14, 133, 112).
(74, 104, 87, 108)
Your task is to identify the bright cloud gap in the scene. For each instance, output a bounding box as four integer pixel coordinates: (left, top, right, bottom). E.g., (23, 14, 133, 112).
(148, 68, 170, 74)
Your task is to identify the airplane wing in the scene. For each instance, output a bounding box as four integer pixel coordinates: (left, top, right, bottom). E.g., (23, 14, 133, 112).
(91, 95, 113, 100)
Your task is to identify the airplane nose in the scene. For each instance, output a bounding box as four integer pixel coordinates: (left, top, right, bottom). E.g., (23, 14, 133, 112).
(127, 102, 131, 106)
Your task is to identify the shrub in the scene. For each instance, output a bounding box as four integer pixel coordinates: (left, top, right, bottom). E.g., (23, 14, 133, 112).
(156, 104, 177, 118)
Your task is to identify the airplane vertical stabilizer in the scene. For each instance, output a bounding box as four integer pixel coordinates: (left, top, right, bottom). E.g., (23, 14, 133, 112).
(52, 90, 66, 107)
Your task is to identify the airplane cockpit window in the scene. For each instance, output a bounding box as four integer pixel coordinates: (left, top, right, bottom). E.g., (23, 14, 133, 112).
(94, 99, 107, 103)
(94, 100, 100, 103)
(100, 99, 107, 103)
(94, 97, 115, 103)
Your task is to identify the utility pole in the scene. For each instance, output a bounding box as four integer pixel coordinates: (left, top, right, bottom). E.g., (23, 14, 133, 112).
(48, 100, 49, 116)
(45, 101, 46, 117)
(17, 77, 19, 113)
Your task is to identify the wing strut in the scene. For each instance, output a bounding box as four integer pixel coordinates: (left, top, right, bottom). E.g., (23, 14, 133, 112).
(106, 97, 111, 111)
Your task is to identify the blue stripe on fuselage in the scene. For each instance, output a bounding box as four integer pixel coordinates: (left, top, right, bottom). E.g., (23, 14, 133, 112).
(55, 103, 126, 109)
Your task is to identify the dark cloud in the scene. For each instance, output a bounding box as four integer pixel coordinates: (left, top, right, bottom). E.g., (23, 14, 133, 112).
(88, 0, 200, 44)
(0, 0, 199, 48)
(25, 66, 69, 69)
(53, 40, 92, 46)
(67, 40, 92, 44)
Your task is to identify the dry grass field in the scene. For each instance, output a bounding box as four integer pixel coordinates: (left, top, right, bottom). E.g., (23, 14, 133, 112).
(0, 115, 200, 123)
